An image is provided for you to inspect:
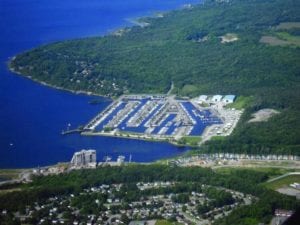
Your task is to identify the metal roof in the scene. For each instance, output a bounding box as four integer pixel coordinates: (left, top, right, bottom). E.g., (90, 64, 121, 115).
(198, 95, 208, 100)
(223, 95, 236, 101)
(212, 95, 223, 101)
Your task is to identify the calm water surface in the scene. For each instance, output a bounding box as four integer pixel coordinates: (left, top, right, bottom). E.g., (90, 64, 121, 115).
(0, 0, 200, 168)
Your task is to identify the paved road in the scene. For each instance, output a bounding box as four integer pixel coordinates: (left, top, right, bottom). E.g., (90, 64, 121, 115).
(167, 81, 174, 96)
(267, 172, 300, 183)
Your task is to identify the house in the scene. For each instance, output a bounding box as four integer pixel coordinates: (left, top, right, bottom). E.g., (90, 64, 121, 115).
(222, 95, 236, 103)
(212, 95, 223, 102)
(129, 221, 146, 225)
(275, 209, 294, 217)
(290, 183, 300, 189)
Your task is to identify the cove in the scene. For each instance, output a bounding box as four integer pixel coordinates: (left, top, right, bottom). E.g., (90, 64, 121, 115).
(0, 0, 200, 168)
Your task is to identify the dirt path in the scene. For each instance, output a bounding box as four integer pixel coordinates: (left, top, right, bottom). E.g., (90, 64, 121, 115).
(248, 108, 280, 123)
(267, 172, 300, 183)
(167, 81, 174, 96)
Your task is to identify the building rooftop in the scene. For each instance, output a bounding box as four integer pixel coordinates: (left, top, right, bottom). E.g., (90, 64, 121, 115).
(212, 95, 223, 101)
(223, 95, 236, 102)
(198, 95, 208, 101)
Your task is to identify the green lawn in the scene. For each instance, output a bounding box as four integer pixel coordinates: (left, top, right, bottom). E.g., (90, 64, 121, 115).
(275, 32, 300, 46)
(155, 220, 184, 225)
(210, 136, 226, 141)
(276, 22, 300, 30)
(226, 96, 253, 110)
(265, 175, 300, 190)
(215, 167, 298, 176)
(0, 169, 23, 180)
(178, 136, 202, 146)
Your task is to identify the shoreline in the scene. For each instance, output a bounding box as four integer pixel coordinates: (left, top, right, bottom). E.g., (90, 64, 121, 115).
(81, 131, 192, 148)
(9, 62, 207, 149)
(9, 64, 198, 149)
(3, 1, 237, 170)
(9, 64, 110, 99)
(8, 62, 242, 154)
(6, 0, 202, 100)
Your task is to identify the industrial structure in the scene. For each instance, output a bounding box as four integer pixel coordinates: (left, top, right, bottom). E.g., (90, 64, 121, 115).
(222, 95, 236, 103)
(197, 95, 236, 104)
(212, 95, 223, 102)
(70, 149, 97, 169)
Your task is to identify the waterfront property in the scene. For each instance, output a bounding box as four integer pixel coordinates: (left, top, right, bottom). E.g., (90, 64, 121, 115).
(70, 149, 97, 169)
(222, 95, 236, 103)
(84, 95, 227, 140)
(82, 94, 243, 144)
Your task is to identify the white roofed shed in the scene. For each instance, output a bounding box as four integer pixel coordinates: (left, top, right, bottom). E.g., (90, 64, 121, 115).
(198, 95, 208, 102)
(212, 95, 223, 102)
(223, 95, 236, 103)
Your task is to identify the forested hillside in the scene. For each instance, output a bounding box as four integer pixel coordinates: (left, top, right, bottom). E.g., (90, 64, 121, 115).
(10, 0, 300, 155)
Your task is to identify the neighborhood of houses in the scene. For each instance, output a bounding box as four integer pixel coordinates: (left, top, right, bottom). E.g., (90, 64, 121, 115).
(1, 149, 298, 225)
(2, 180, 295, 225)
(1, 181, 253, 225)
(170, 153, 300, 167)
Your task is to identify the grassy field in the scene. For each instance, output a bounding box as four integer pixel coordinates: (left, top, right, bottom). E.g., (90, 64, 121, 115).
(209, 136, 226, 141)
(265, 174, 300, 190)
(178, 136, 202, 146)
(275, 32, 300, 46)
(0, 169, 23, 181)
(225, 96, 253, 110)
(260, 31, 300, 47)
(215, 167, 299, 177)
(276, 22, 300, 30)
(155, 220, 184, 225)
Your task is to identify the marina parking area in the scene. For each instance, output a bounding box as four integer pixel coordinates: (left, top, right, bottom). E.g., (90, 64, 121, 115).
(84, 95, 227, 139)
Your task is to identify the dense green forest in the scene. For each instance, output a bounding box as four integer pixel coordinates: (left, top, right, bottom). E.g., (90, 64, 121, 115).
(10, 0, 300, 155)
(0, 165, 299, 225)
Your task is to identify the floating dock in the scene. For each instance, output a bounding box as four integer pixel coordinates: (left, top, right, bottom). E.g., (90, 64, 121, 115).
(84, 95, 223, 138)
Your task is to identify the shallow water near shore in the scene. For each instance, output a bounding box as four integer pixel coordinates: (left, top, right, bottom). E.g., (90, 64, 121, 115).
(0, 0, 200, 168)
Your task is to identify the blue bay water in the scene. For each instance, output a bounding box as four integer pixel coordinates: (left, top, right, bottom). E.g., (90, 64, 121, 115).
(0, 0, 200, 168)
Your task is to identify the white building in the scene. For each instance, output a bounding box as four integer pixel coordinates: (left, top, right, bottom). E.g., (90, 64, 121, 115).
(70, 149, 97, 168)
(197, 95, 208, 103)
(117, 155, 125, 164)
(222, 95, 236, 103)
(290, 183, 300, 189)
(212, 95, 223, 102)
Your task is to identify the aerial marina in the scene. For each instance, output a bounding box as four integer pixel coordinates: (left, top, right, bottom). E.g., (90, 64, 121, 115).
(83, 94, 243, 143)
